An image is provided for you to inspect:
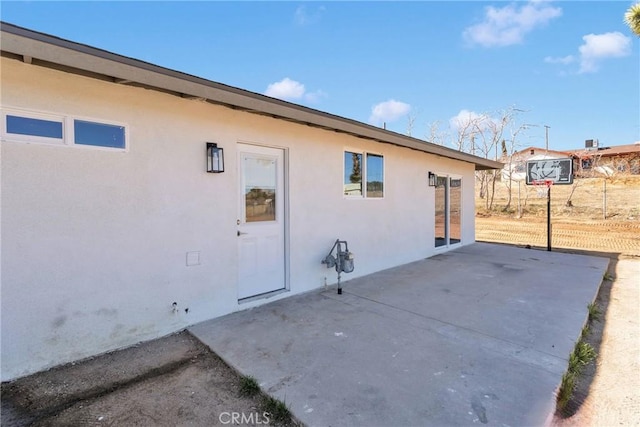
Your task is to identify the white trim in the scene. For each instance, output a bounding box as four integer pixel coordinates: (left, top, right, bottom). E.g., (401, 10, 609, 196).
(1, 107, 65, 146)
(343, 148, 385, 199)
(67, 116, 129, 152)
(433, 172, 463, 250)
(343, 149, 364, 198)
(236, 142, 290, 299)
(1, 106, 129, 152)
(282, 147, 291, 293)
(448, 175, 463, 247)
(365, 152, 385, 200)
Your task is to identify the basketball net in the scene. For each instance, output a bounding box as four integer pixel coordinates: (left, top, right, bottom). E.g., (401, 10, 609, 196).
(532, 179, 554, 198)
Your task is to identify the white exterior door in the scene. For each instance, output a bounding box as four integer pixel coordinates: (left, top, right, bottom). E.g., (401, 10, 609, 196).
(237, 144, 286, 299)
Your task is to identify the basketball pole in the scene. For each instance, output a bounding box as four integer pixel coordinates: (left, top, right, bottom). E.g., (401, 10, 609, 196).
(547, 184, 552, 251)
(525, 158, 573, 252)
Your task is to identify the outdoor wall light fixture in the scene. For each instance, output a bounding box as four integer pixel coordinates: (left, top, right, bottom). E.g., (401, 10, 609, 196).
(428, 172, 437, 186)
(206, 142, 224, 173)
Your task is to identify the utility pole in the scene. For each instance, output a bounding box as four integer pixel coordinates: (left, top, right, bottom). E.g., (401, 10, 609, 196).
(544, 125, 550, 151)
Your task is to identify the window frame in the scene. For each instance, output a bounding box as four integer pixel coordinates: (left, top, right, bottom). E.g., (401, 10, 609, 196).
(69, 116, 128, 150)
(1, 108, 65, 146)
(1, 107, 128, 152)
(343, 148, 385, 199)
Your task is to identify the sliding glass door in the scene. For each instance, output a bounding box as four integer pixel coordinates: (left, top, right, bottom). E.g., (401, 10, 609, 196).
(449, 178, 461, 244)
(434, 176, 462, 248)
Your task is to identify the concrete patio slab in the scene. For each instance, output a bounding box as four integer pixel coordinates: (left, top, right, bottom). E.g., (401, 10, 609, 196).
(190, 243, 609, 427)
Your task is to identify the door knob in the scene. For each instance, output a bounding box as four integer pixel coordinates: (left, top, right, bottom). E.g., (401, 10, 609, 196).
(237, 231, 248, 236)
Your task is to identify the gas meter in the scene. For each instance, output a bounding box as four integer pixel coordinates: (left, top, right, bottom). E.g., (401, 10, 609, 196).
(321, 239, 354, 294)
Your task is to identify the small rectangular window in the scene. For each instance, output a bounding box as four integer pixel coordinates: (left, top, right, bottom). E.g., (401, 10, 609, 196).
(74, 120, 125, 149)
(366, 153, 384, 198)
(6, 115, 63, 139)
(344, 151, 363, 196)
(243, 156, 277, 223)
(344, 150, 384, 198)
(2, 108, 128, 150)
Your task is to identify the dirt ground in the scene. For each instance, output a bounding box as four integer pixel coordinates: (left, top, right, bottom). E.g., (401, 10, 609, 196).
(476, 175, 640, 255)
(550, 256, 640, 427)
(1, 332, 296, 426)
(478, 176, 640, 221)
(476, 216, 640, 255)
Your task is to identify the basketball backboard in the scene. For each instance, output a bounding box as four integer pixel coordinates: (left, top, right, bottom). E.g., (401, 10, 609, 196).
(525, 158, 573, 185)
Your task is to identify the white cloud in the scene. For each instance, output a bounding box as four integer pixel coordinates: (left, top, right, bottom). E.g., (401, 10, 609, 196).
(294, 5, 325, 26)
(544, 55, 575, 65)
(463, 1, 562, 47)
(578, 32, 632, 73)
(369, 100, 411, 126)
(264, 78, 326, 103)
(265, 78, 305, 100)
(449, 110, 486, 130)
(294, 6, 308, 26)
(304, 89, 327, 103)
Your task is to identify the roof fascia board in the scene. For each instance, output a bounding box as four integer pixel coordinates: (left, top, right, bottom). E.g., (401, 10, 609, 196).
(1, 22, 502, 171)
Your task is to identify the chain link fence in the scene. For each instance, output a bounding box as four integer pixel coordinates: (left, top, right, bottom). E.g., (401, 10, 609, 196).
(477, 176, 640, 221)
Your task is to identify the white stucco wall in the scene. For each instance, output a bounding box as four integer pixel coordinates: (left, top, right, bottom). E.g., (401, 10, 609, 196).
(1, 57, 476, 380)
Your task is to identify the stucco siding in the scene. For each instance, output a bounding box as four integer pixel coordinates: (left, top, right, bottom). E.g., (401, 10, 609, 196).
(1, 57, 476, 380)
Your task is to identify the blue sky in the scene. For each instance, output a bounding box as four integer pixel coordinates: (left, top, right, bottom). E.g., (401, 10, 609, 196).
(2, 1, 638, 152)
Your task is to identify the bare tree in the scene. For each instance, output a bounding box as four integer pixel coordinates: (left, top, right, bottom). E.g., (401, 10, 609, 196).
(466, 108, 526, 210)
(445, 111, 495, 204)
(406, 112, 417, 137)
(453, 106, 530, 211)
(568, 150, 639, 217)
(500, 120, 532, 211)
(425, 120, 448, 146)
(420, 106, 530, 211)
(565, 150, 605, 207)
(452, 114, 486, 153)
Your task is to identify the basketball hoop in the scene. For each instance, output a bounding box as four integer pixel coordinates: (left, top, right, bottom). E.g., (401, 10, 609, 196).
(525, 160, 569, 252)
(532, 179, 553, 198)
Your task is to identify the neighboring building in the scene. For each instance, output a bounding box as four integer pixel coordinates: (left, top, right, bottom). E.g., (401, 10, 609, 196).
(0, 23, 501, 381)
(501, 142, 640, 181)
(501, 146, 569, 182)
(567, 142, 640, 176)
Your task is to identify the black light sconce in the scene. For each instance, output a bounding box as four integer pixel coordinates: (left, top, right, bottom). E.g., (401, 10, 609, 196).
(428, 172, 437, 187)
(206, 142, 224, 173)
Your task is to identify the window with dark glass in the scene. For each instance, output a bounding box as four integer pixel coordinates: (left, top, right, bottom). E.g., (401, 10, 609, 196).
(74, 120, 126, 149)
(449, 178, 461, 244)
(435, 176, 462, 247)
(344, 151, 363, 196)
(344, 151, 384, 198)
(366, 154, 384, 198)
(6, 115, 63, 139)
(243, 156, 277, 223)
(2, 109, 127, 150)
(435, 176, 448, 247)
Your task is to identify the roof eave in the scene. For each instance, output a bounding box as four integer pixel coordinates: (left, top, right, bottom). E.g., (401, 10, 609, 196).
(0, 21, 502, 171)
